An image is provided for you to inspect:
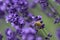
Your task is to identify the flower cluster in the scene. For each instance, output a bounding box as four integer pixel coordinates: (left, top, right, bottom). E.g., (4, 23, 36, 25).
(54, 17, 60, 24)
(5, 28, 20, 40)
(2, 0, 45, 40)
(5, 27, 42, 40)
(39, 0, 49, 9)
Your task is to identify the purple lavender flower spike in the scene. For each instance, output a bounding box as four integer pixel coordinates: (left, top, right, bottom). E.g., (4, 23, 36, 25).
(5, 14, 24, 36)
(8, 7, 17, 13)
(5, 28, 20, 40)
(5, 28, 12, 36)
(39, 0, 48, 9)
(5, 13, 19, 23)
(5, 12, 25, 31)
(5, 13, 14, 23)
(40, 2, 48, 9)
(54, 17, 60, 24)
(54, 20, 58, 24)
(5, 28, 16, 38)
(16, 0, 28, 13)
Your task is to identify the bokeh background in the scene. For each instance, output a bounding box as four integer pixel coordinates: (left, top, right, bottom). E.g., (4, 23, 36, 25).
(0, 0, 60, 40)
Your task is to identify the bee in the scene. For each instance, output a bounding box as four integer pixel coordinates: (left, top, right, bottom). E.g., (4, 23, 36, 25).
(35, 20, 42, 27)
(34, 20, 44, 29)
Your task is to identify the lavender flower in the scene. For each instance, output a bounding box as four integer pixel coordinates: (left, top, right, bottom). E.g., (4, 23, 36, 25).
(54, 17, 60, 24)
(16, 0, 28, 13)
(5, 13, 25, 37)
(40, 2, 48, 9)
(39, 0, 49, 9)
(5, 28, 19, 40)
(5, 28, 14, 37)
(5, 13, 19, 23)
